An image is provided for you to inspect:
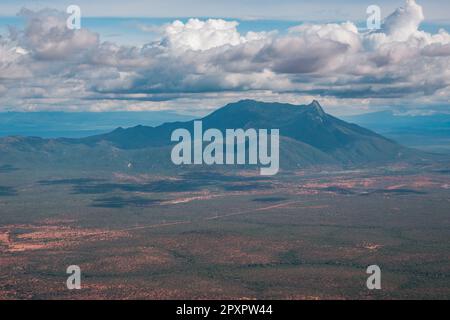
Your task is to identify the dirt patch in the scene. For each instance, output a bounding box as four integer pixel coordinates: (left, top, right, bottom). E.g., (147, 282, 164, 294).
(0, 223, 129, 253)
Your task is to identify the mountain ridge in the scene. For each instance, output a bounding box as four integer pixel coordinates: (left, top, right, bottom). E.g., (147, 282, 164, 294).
(0, 100, 426, 171)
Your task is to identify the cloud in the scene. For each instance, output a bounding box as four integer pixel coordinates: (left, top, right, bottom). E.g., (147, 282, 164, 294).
(0, 0, 449, 114)
(162, 18, 266, 51)
(289, 21, 360, 50)
(0, 37, 31, 80)
(17, 8, 99, 60)
(382, 0, 424, 41)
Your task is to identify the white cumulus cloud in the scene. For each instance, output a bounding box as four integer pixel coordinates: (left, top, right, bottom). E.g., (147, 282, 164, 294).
(162, 18, 267, 51)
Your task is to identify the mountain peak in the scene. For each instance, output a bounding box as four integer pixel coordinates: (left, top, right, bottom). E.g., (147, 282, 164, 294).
(308, 100, 326, 117)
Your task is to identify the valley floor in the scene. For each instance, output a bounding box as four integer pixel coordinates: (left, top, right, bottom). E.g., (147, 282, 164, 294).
(1, 164, 450, 299)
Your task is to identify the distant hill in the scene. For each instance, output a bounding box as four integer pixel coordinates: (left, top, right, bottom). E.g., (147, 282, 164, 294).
(0, 111, 193, 138)
(343, 111, 450, 154)
(0, 100, 427, 172)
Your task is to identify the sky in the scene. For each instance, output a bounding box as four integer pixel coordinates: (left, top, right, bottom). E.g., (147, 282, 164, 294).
(1, 0, 450, 21)
(0, 0, 449, 115)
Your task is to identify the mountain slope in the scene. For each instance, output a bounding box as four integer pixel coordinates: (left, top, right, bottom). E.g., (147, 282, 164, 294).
(0, 100, 423, 171)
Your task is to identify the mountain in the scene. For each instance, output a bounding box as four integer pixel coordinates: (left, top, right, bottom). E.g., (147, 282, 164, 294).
(0, 100, 424, 172)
